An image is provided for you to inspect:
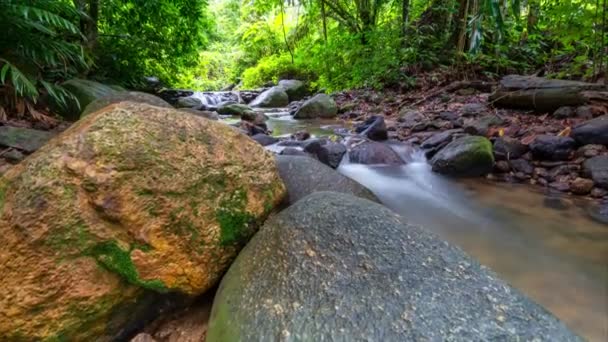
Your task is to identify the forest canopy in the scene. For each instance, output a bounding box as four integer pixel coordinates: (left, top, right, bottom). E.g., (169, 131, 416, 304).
(0, 0, 606, 116)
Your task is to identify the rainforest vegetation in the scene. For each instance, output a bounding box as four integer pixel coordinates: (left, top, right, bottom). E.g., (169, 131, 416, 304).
(0, 0, 606, 119)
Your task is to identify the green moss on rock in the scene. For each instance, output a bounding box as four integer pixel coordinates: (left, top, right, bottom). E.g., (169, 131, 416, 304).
(216, 189, 255, 246)
(89, 241, 167, 292)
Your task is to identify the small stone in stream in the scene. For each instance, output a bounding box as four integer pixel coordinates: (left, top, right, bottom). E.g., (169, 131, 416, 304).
(460, 103, 487, 117)
(590, 187, 608, 198)
(494, 160, 511, 173)
(511, 158, 534, 175)
(463, 114, 505, 136)
(576, 144, 605, 158)
(421, 129, 462, 150)
(251, 134, 278, 146)
(207, 191, 580, 342)
(0, 126, 54, 153)
(583, 156, 608, 189)
(348, 140, 404, 165)
(571, 115, 608, 145)
(439, 111, 459, 121)
(2, 149, 24, 163)
(431, 136, 494, 177)
(514, 172, 528, 181)
(549, 178, 571, 192)
(278, 140, 306, 147)
(238, 121, 267, 136)
(303, 139, 346, 169)
(176, 96, 202, 109)
(530, 135, 576, 161)
(587, 203, 608, 224)
(354, 115, 388, 141)
(575, 106, 594, 119)
(493, 137, 528, 160)
(534, 167, 549, 179)
(553, 106, 575, 119)
(548, 164, 579, 180)
(280, 147, 309, 157)
(274, 157, 378, 204)
(537, 177, 548, 186)
(293, 131, 311, 141)
(570, 177, 594, 195)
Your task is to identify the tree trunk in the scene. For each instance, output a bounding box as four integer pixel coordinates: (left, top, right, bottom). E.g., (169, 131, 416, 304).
(321, 0, 328, 42)
(401, 0, 410, 37)
(490, 75, 608, 112)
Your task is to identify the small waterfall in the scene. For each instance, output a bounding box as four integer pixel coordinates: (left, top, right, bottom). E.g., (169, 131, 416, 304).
(190, 91, 241, 108)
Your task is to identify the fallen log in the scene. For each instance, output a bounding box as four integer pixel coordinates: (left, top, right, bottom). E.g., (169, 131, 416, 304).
(489, 75, 608, 112)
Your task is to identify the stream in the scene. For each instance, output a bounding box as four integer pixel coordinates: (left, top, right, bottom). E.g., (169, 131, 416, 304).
(261, 112, 608, 341)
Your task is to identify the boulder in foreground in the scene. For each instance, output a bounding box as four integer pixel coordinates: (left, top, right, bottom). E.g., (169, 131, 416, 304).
(0, 102, 285, 341)
(207, 192, 580, 342)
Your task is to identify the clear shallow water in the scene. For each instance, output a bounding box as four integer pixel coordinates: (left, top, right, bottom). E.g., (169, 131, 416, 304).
(266, 116, 608, 341)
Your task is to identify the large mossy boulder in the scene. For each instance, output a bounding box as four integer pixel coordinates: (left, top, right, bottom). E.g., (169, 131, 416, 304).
(275, 155, 378, 204)
(207, 192, 580, 341)
(59, 79, 118, 120)
(293, 94, 338, 119)
(249, 87, 289, 108)
(216, 103, 254, 116)
(81, 91, 171, 117)
(0, 102, 285, 341)
(431, 135, 494, 176)
(278, 79, 307, 101)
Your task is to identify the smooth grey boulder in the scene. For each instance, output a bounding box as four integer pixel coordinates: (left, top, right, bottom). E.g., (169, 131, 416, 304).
(293, 94, 337, 119)
(571, 115, 608, 146)
(583, 155, 608, 189)
(348, 140, 404, 165)
(275, 155, 378, 204)
(278, 79, 307, 101)
(530, 135, 576, 161)
(251, 134, 278, 146)
(216, 103, 254, 116)
(249, 86, 289, 108)
(175, 96, 203, 109)
(207, 192, 580, 342)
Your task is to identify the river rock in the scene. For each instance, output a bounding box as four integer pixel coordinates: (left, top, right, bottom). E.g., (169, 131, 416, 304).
(275, 156, 378, 204)
(279, 147, 309, 157)
(249, 86, 289, 108)
(81, 92, 171, 117)
(431, 136, 494, 176)
(510, 159, 534, 175)
(0, 126, 54, 153)
(530, 135, 576, 161)
(493, 136, 528, 160)
(278, 79, 307, 101)
(303, 140, 347, 169)
(553, 106, 575, 119)
(460, 103, 488, 116)
(583, 156, 608, 189)
(464, 114, 504, 136)
(354, 115, 388, 141)
(0, 102, 286, 341)
(293, 94, 338, 119)
(398, 110, 425, 128)
(207, 191, 580, 342)
(58, 79, 118, 120)
(251, 134, 278, 146)
(571, 115, 608, 146)
(216, 103, 254, 116)
(176, 96, 203, 109)
(348, 140, 404, 165)
(570, 177, 594, 195)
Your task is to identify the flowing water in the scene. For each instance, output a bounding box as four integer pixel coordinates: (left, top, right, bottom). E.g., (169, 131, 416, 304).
(263, 114, 608, 341)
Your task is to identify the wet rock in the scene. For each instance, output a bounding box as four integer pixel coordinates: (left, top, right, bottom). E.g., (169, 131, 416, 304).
(421, 129, 462, 150)
(570, 177, 594, 195)
(293, 94, 338, 119)
(157, 89, 193, 105)
(553, 106, 575, 119)
(590, 187, 608, 198)
(530, 135, 576, 161)
(279, 147, 309, 157)
(348, 140, 404, 165)
(303, 140, 346, 169)
(293, 131, 311, 141)
(178, 108, 220, 120)
(548, 164, 579, 180)
(583, 156, 608, 189)
(176, 96, 203, 109)
(0, 126, 54, 153)
(398, 110, 425, 128)
(463, 114, 504, 136)
(493, 137, 528, 160)
(576, 144, 605, 158)
(460, 103, 487, 117)
(251, 134, 278, 146)
(439, 111, 459, 121)
(216, 103, 254, 116)
(2, 149, 24, 163)
(57, 79, 117, 120)
(249, 86, 289, 108)
(431, 136, 494, 177)
(207, 191, 580, 342)
(82, 92, 172, 117)
(278, 79, 307, 101)
(274, 156, 378, 204)
(571, 115, 608, 146)
(575, 106, 594, 119)
(550, 177, 572, 192)
(0, 102, 286, 340)
(355, 115, 388, 141)
(510, 159, 534, 175)
(494, 160, 511, 173)
(238, 121, 268, 136)
(587, 203, 608, 224)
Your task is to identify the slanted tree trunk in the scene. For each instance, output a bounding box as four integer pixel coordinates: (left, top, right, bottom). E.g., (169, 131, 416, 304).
(73, 0, 99, 52)
(401, 0, 410, 37)
(490, 75, 608, 112)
